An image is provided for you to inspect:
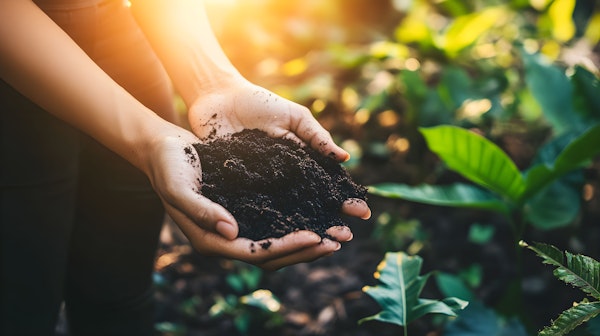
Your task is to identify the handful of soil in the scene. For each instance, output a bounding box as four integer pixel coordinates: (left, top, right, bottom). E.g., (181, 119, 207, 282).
(193, 129, 367, 241)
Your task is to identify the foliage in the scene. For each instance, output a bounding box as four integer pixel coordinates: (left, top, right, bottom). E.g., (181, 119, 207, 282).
(521, 241, 600, 335)
(359, 251, 468, 335)
(208, 262, 284, 335)
(371, 123, 600, 231)
(209, 289, 284, 335)
(196, 0, 600, 335)
(444, 300, 529, 336)
(225, 262, 262, 294)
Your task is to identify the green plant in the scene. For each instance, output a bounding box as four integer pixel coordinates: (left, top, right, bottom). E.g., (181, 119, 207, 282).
(359, 251, 468, 335)
(370, 121, 600, 237)
(209, 262, 283, 335)
(209, 289, 284, 335)
(521, 241, 600, 336)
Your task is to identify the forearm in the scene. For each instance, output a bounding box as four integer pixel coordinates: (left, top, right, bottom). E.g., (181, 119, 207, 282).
(0, 0, 170, 173)
(130, 0, 244, 107)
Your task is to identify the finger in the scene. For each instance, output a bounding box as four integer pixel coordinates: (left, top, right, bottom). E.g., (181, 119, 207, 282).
(259, 238, 342, 271)
(166, 190, 238, 240)
(189, 229, 323, 263)
(325, 225, 353, 242)
(290, 106, 350, 162)
(341, 198, 371, 219)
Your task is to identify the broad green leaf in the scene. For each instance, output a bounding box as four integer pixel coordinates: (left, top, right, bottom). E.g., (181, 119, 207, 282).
(523, 124, 600, 200)
(553, 124, 600, 173)
(420, 126, 525, 201)
(444, 300, 528, 336)
(524, 134, 585, 228)
(359, 252, 468, 327)
(524, 177, 582, 229)
(441, 6, 508, 56)
(587, 314, 600, 335)
(368, 183, 510, 215)
(438, 67, 473, 110)
(435, 272, 474, 301)
(522, 51, 582, 134)
(571, 65, 600, 122)
(520, 241, 600, 300)
(539, 301, 600, 336)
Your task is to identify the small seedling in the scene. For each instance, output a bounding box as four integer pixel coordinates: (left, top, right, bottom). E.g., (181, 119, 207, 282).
(359, 251, 468, 336)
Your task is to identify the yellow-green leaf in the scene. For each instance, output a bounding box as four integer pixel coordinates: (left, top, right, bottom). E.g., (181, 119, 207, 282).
(440, 6, 508, 55)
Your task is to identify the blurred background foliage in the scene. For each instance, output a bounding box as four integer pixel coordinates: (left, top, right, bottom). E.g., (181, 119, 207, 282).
(205, 0, 599, 185)
(154, 1, 600, 334)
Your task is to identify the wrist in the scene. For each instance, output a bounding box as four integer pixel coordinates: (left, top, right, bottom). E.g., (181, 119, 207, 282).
(180, 69, 246, 107)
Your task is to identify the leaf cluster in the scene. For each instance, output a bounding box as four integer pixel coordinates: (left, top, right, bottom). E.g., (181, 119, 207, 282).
(521, 241, 600, 335)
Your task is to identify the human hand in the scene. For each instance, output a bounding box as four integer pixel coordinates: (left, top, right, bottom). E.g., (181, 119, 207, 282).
(187, 81, 371, 220)
(145, 129, 363, 270)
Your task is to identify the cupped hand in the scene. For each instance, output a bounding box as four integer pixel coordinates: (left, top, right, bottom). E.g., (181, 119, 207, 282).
(188, 81, 371, 220)
(144, 128, 368, 270)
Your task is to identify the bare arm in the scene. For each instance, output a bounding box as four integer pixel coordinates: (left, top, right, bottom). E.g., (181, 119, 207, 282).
(130, 0, 243, 106)
(132, 0, 370, 219)
(0, 0, 362, 269)
(0, 0, 239, 240)
(0, 0, 171, 172)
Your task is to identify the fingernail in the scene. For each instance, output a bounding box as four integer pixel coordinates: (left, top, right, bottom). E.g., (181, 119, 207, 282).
(324, 238, 341, 251)
(342, 152, 351, 162)
(361, 208, 372, 220)
(216, 221, 237, 240)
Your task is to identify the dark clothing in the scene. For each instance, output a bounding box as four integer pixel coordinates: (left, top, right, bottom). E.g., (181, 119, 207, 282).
(1, 0, 175, 334)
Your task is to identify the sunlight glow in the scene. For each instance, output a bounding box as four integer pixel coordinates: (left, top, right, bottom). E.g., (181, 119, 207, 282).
(311, 99, 326, 113)
(404, 58, 421, 71)
(354, 108, 371, 125)
(282, 57, 309, 76)
(377, 110, 400, 127)
(459, 99, 492, 119)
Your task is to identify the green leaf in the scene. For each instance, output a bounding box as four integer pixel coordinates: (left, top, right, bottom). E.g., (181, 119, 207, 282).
(239, 289, 281, 313)
(468, 223, 496, 244)
(369, 183, 510, 214)
(571, 65, 600, 122)
(539, 301, 600, 336)
(444, 300, 528, 336)
(359, 252, 468, 327)
(441, 6, 508, 56)
(522, 51, 582, 134)
(420, 126, 525, 201)
(435, 272, 475, 301)
(587, 314, 600, 335)
(523, 124, 600, 200)
(524, 177, 582, 229)
(520, 241, 600, 300)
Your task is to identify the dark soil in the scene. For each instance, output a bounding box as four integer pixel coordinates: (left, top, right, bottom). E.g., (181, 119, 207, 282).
(193, 129, 367, 241)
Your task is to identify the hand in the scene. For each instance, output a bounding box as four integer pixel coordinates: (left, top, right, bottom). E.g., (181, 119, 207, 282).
(188, 81, 371, 220)
(144, 129, 364, 270)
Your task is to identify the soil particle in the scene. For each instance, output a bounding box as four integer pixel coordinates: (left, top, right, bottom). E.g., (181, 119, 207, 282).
(183, 146, 197, 164)
(193, 129, 367, 241)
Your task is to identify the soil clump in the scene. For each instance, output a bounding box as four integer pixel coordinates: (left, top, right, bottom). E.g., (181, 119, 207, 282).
(193, 129, 367, 241)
